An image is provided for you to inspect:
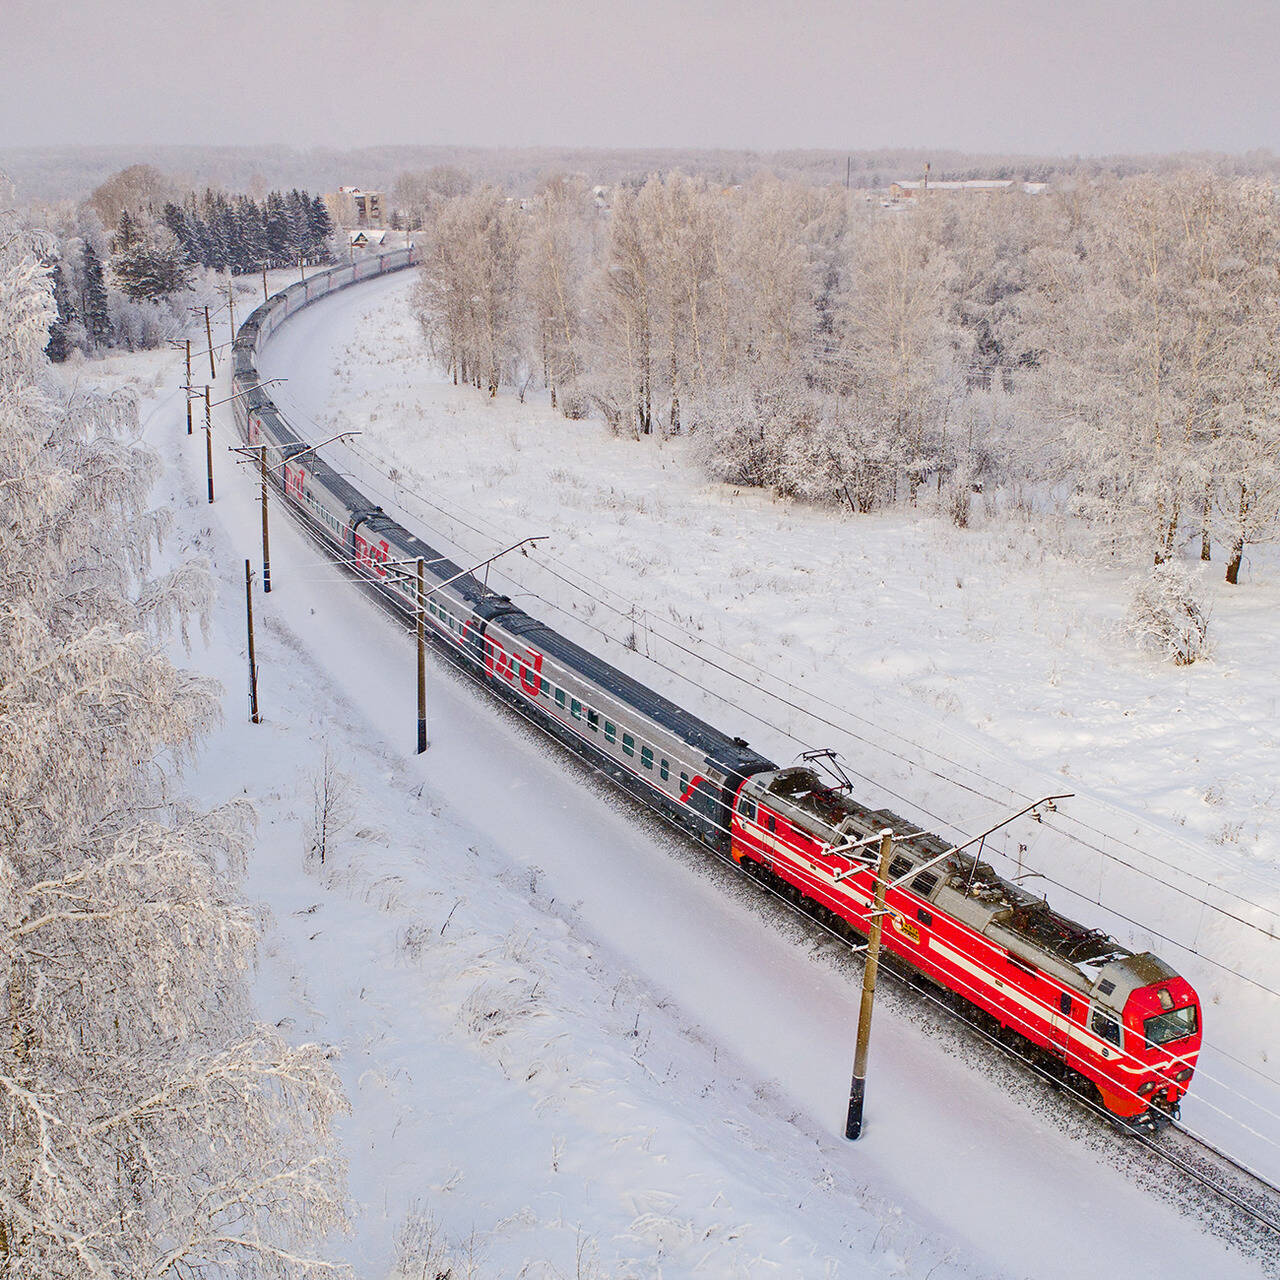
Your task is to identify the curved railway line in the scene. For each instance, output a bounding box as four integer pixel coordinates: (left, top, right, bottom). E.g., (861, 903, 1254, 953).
(228, 249, 1280, 1265)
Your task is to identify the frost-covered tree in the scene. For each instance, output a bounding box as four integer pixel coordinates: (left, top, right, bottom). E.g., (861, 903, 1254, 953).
(415, 186, 522, 395)
(42, 259, 74, 363)
(80, 241, 112, 350)
(835, 207, 962, 501)
(111, 228, 195, 302)
(522, 175, 592, 413)
(0, 213, 348, 1278)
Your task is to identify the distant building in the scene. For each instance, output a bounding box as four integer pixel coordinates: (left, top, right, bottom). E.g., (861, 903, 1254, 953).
(348, 228, 387, 248)
(325, 186, 385, 229)
(889, 178, 1047, 201)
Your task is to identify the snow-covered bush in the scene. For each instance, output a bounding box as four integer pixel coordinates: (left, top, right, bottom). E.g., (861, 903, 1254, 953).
(1125, 561, 1212, 666)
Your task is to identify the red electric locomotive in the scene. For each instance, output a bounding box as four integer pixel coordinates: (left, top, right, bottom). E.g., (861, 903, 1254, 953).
(730, 765, 1202, 1128)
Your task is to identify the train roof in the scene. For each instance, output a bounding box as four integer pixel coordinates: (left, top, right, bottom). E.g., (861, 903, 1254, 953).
(749, 767, 1132, 990)
(484, 603, 774, 779)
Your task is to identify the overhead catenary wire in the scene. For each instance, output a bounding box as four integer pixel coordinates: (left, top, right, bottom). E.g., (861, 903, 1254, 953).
(208, 278, 1280, 1236)
(204, 394, 1280, 1131)
(265, 388, 1280, 959)
(206, 381, 1280, 1131)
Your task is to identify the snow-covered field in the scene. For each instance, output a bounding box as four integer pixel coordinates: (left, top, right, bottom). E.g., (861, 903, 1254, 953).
(82, 266, 1280, 1276)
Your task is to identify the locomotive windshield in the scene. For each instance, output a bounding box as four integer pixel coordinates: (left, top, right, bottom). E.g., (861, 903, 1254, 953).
(1144, 1004, 1198, 1047)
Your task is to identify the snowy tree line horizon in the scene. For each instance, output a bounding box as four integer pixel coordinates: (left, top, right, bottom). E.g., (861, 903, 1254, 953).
(409, 169, 1280, 623)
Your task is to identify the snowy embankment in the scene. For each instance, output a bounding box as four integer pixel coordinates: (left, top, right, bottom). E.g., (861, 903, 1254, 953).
(77, 266, 1278, 1278)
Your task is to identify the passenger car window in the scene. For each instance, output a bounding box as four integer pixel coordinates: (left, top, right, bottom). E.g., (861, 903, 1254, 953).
(622, 734, 635, 758)
(640, 745, 653, 770)
(587, 710, 599, 731)
(660, 759, 669, 781)
(605, 721, 616, 743)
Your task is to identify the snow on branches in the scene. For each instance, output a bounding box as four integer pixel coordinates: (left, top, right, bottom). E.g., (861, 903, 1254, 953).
(0, 211, 348, 1276)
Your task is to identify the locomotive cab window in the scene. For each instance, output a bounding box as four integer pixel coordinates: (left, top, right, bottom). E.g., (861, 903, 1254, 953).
(740, 797, 756, 821)
(1091, 1008, 1122, 1046)
(1144, 1004, 1198, 1047)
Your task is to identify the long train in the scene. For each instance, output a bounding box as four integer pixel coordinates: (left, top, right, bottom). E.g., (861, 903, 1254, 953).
(230, 249, 1202, 1130)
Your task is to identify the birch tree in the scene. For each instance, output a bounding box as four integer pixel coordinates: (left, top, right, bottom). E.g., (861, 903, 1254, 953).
(522, 176, 593, 413)
(0, 213, 348, 1278)
(836, 206, 961, 501)
(415, 187, 523, 396)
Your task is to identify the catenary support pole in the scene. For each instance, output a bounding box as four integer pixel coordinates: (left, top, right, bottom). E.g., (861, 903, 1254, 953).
(261, 264, 268, 303)
(203, 306, 215, 378)
(184, 340, 192, 434)
(245, 559, 261, 724)
(846, 829, 894, 1140)
(227, 276, 235, 336)
(416, 556, 427, 753)
(259, 444, 272, 593)
(204, 385, 214, 503)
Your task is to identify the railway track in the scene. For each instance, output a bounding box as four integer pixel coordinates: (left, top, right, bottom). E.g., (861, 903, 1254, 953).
(240, 255, 1280, 1272)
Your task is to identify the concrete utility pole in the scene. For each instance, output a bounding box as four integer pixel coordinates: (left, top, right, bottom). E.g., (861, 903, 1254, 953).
(185, 340, 193, 434)
(204, 385, 214, 503)
(417, 557, 427, 753)
(259, 445, 272, 593)
(245, 559, 261, 724)
(262, 264, 269, 303)
(385, 535, 546, 755)
(846, 829, 894, 1141)
(203, 306, 216, 378)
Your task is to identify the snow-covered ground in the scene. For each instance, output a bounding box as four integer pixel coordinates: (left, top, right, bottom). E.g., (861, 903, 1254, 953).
(80, 265, 1280, 1277)
(260, 273, 1280, 1173)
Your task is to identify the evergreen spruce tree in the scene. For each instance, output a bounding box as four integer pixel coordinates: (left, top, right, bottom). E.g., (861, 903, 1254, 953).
(309, 194, 335, 264)
(162, 201, 200, 264)
(43, 260, 75, 363)
(81, 242, 113, 351)
(264, 192, 292, 268)
(236, 195, 266, 275)
(113, 208, 140, 253)
(286, 190, 310, 261)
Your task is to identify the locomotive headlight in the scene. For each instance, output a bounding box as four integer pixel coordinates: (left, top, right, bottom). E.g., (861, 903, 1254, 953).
(1137, 1081, 1158, 1096)
(1174, 1068, 1193, 1083)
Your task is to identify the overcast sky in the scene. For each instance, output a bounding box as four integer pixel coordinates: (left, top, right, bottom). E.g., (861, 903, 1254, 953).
(3, 0, 1278, 156)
